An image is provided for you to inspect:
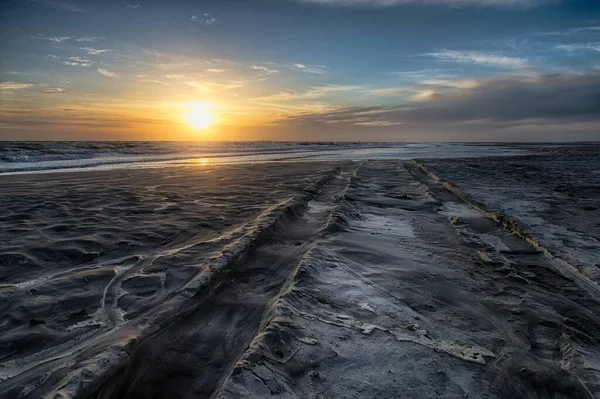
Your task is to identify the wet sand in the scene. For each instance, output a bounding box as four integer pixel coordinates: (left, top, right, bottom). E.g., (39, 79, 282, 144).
(1, 154, 599, 398)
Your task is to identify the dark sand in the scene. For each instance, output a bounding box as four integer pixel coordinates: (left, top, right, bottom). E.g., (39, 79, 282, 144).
(1, 154, 599, 398)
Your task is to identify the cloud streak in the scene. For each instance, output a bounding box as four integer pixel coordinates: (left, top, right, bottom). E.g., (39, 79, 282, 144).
(41, 87, 67, 94)
(185, 80, 244, 92)
(555, 43, 600, 53)
(289, 63, 329, 74)
(82, 47, 110, 55)
(256, 84, 362, 101)
(31, 34, 105, 43)
(63, 56, 93, 67)
(97, 68, 118, 77)
(250, 65, 280, 75)
(428, 50, 527, 69)
(46, 36, 71, 43)
(1, 82, 35, 90)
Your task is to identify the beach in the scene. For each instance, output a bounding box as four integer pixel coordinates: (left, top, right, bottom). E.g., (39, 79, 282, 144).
(1, 144, 599, 398)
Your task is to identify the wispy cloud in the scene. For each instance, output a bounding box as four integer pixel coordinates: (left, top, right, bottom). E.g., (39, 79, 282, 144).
(296, 0, 553, 8)
(74, 36, 105, 42)
(31, 34, 105, 43)
(428, 50, 527, 69)
(81, 47, 110, 55)
(97, 68, 118, 78)
(353, 120, 403, 126)
(366, 87, 414, 96)
(137, 79, 169, 85)
(387, 69, 456, 80)
(63, 56, 93, 67)
(191, 13, 218, 25)
(185, 80, 244, 92)
(250, 65, 280, 75)
(41, 87, 67, 94)
(257, 84, 362, 101)
(538, 26, 600, 37)
(47, 36, 71, 43)
(365, 78, 480, 100)
(127, 4, 142, 8)
(1, 82, 34, 90)
(555, 43, 600, 53)
(289, 63, 329, 74)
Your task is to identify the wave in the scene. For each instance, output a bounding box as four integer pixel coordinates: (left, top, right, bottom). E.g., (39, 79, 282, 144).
(0, 142, 384, 174)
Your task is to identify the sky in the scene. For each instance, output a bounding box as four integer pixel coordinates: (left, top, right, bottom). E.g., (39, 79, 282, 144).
(0, 0, 599, 141)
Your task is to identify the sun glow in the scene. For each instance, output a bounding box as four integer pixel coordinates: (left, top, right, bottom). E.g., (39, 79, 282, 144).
(186, 104, 215, 129)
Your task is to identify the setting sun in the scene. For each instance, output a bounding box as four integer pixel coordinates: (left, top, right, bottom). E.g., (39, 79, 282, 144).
(186, 104, 215, 130)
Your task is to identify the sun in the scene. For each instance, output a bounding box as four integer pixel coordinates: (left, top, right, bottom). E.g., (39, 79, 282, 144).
(186, 104, 215, 129)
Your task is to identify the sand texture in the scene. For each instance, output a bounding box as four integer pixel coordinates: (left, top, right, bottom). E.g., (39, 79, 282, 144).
(1, 156, 599, 398)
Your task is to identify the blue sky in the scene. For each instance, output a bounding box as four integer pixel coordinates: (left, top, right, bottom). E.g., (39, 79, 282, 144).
(0, 0, 599, 141)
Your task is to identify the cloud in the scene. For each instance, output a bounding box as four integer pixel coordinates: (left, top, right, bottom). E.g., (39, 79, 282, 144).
(538, 26, 600, 37)
(81, 47, 110, 55)
(402, 72, 600, 122)
(31, 34, 104, 43)
(1, 82, 34, 90)
(74, 36, 105, 42)
(365, 78, 480, 99)
(388, 68, 456, 79)
(63, 56, 93, 67)
(366, 87, 414, 96)
(555, 43, 600, 53)
(256, 84, 362, 101)
(185, 80, 244, 92)
(353, 120, 404, 126)
(127, 4, 142, 8)
(428, 50, 527, 69)
(47, 36, 71, 43)
(296, 0, 554, 8)
(137, 79, 169, 85)
(421, 79, 480, 89)
(285, 72, 600, 130)
(289, 63, 329, 74)
(250, 65, 280, 75)
(97, 68, 118, 78)
(41, 87, 67, 94)
(191, 14, 217, 25)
